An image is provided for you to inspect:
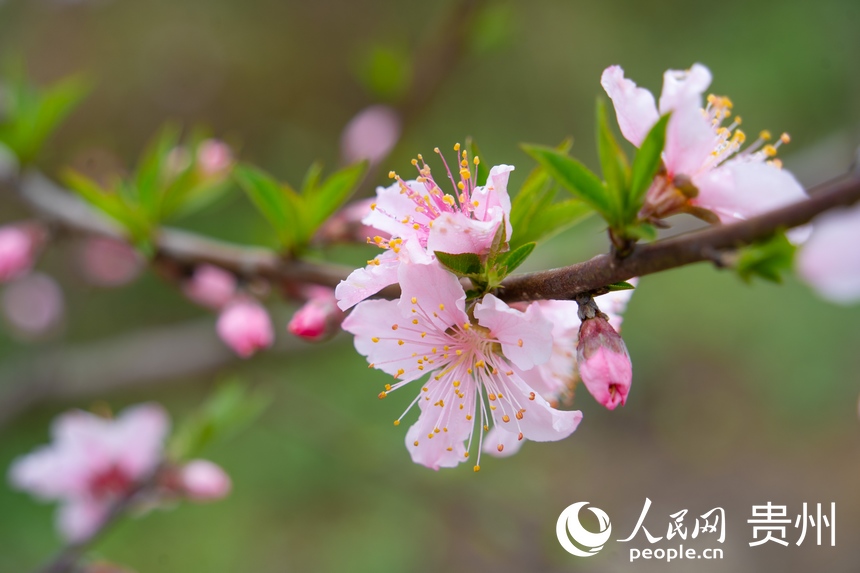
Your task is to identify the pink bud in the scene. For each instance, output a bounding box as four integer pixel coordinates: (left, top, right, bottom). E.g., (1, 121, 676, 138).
(178, 460, 231, 501)
(197, 139, 233, 177)
(79, 237, 143, 287)
(216, 299, 274, 358)
(577, 315, 632, 410)
(287, 287, 344, 342)
(2, 272, 64, 337)
(340, 105, 401, 165)
(0, 225, 37, 282)
(314, 198, 382, 245)
(183, 264, 237, 309)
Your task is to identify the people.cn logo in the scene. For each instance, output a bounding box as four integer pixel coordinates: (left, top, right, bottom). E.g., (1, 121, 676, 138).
(556, 502, 613, 557)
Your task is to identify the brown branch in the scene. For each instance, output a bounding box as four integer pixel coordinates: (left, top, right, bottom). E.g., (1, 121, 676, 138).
(497, 172, 860, 302)
(10, 167, 860, 308)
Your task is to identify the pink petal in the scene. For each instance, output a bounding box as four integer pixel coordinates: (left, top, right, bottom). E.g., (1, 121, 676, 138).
(600, 65, 659, 147)
(112, 403, 170, 479)
(474, 294, 552, 370)
(692, 160, 807, 223)
(482, 426, 525, 458)
(335, 249, 401, 310)
(657, 63, 712, 114)
(405, 406, 471, 470)
(797, 205, 860, 304)
(362, 180, 431, 239)
(426, 210, 502, 255)
(578, 346, 632, 410)
(395, 259, 469, 328)
(504, 373, 582, 442)
(663, 100, 717, 177)
(56, 499, 110, 543)
(471, 164, 514, 237)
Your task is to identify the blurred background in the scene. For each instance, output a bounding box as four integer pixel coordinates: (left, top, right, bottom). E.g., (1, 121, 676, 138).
(1, 0, 860, 571)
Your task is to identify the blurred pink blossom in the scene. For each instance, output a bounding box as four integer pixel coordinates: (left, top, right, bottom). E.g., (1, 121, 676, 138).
(287, 286, 344, 342)
(177, 459, 231, 501)
(8, 404, 169, 542)
(216, 299, 274, 358)
(0, 224, 37, 282)
(196, 139, 233, 177)
(183, 264, 237, 309)
(80, 237, 143, 287)
(340, 105, 401, 165)
(602, 64, 806, 223)
(796, 205, 860, 304)
(2, 272, 65, 337)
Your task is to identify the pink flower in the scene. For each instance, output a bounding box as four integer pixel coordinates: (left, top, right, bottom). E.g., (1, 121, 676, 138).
(216, 299, 274, 358)
(0, 224, 37, 282)
(177, 460, 231, 501)
(796, 205, 860, 304)
(183, 264, 237, 309)
(196, 139, 233, 177)
(601, 64, 806, 223)
(342, 260, 581, 471)
(577, 314, 632, 410)
(287, 286, 344, 342)
(8, 404, 169, 542)
(340, 105, 401, 165)
(79, 237, 143, 287)
(336, 145, 514, 310)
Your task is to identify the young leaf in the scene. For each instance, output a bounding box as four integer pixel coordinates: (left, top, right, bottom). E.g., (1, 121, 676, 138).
(62, 170, 150, 240)
(596, 98, 630, 215)
(495, 241, 535, 276)
(434, 251, 485, 278)
(513, 198, 592, 248)
(522, 144, 615, 223)
(628, 113, 670, 217)
(305, 161, 367, 229)
(736, 231, 796, 284)
(234, 164, 301, 248)
(605, 281, 636, 292)
(135, 124, 182, 220)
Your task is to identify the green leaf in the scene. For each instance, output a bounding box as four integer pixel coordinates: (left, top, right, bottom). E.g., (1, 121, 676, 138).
(168, 380, 270, 461)
(605, 281, 636, 292)
(63, 170, 149, 240)
(514, 198, 592, 248)
(135, 124, 182, 220)
(355, 44, 412, 101)
(522, 144, 615, 223)
(628, 113, 669, 217)
(301, 161, 324, 195)
(434, 251, 485, 278)
(596, 98, 630, 216)
(736, 232, 796, 284)
(305, 161, 367, 230)
(234, 164, 301, 248)
(494, 242, 535, 276)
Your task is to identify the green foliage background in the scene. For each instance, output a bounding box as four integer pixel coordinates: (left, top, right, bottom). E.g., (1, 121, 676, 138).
(1, 1, 859, 571)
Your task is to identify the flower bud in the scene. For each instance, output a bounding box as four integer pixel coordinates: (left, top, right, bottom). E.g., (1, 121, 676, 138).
(178, 459, 231, 501)
(183, 264, 237, 309)
(0, 224, 38, 282)
(576, 314, 632, 410)
(287, 287, 344, 342)
(196, 139, 233, 177)
(2, 272, 64, 338)
(79, 237, 143, 287)
(216, 299, 274, 358)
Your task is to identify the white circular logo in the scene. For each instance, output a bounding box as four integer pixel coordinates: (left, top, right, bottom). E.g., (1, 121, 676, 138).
(556, 502, 612, 557)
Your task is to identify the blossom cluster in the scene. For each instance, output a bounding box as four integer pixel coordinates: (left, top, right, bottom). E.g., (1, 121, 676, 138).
(8, 404, 230, 542)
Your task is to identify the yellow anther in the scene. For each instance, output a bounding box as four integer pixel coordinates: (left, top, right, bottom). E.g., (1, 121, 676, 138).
(517, 339, 523, 347)
(414, 440, 419, 446)
(474, 156, 480, 165)
(488, 394, 496, 401)
(398, 340, 404, 346)
(466, 414, 472, 421)
(370, 203, 376, 210)
(433, 147, 440, 153)
(483, 424, 489, 431)
(453, 380, 461, 387)
(733, 130, 746, 144)
(763, 144, 778, 157)
(467, 368, 473, 375)
(516, 411, 523, 420)
(378, 391, 387, 399)
(393, 420, 400, 426)
(434, 427, 441, 433)
(412, 319, 418, 325)
(422, 387, 428, 392)
(388, 171, 396, 178)
(455, 349, 462, 356)
(395, 368, 405, 378)
(442, 194, 456, 206)
(734, 116, 742, 125)
(459, 404, 464, 409)
(368, 363, 374, 368)
(529, 392, 536, 400)
(439, 304, 445, 311)
(759, 130, 772, 141)
(462, 323, 471, 330)
(417, 153, 424, 161)
(518, 432, 524, 441)
(472, 200, 479, 207)
(391, 324, 399, 330)
(454, 143, 461, 151)
(384, 384, 391, 391)
(780, 133, 791, 144)
(457, 181, 465, 190)
(427, 433, 433, 439)
(371, 337, 380, 343)
(421, 332, 427, 338)
(473, 465, 481, 472)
